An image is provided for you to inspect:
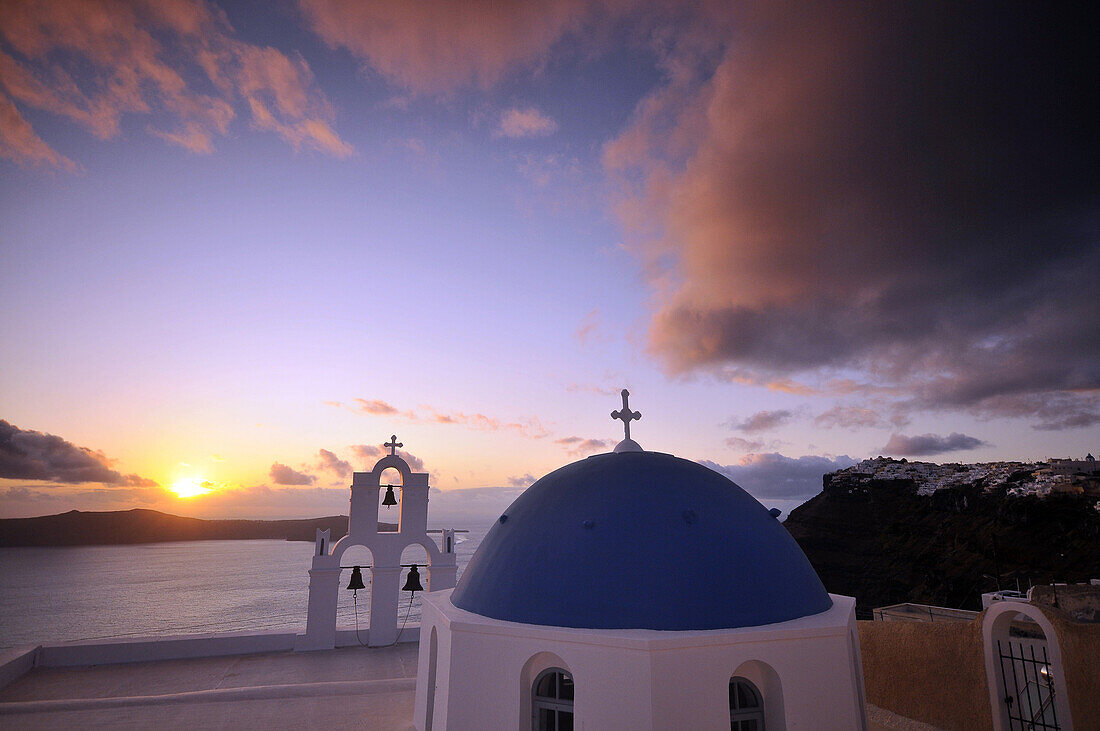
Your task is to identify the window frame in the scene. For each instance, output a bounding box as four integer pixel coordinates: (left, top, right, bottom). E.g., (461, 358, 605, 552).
(729, 676, 765, 730)
(532, 667, 574, 731)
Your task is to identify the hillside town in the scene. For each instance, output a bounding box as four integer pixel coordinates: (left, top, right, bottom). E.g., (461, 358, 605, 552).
(829, 453, 1100, 500)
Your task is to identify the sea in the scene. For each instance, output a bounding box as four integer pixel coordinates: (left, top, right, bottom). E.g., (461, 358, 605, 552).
(0, 524, 491, 649)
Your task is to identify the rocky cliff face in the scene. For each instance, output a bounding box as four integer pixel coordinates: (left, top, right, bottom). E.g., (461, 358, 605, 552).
(784, 467, 1100, 612)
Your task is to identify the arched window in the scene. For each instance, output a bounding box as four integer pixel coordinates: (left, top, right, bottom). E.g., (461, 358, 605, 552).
(729, 677, 765, 731)
(532, 668, 574, 731)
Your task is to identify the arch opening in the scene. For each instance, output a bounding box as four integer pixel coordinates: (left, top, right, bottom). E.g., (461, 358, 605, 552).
(731, 660, 784, 731)
(519, 652, 572, 730)
(378, 467, 402, 531)
(336, 545, 374, 629)
(397, 543, 431, 625)
(985, 605, 1066, 730)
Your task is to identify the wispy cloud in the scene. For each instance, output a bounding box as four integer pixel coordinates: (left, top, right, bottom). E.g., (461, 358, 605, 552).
(881, 433, 989, 457)
(507, 473, 536, 488)
(814, 405, 886, 430)
(565, 383, 618, 397)
(298, 0, 608, 94)
(555, 436, 611, 456)
(729, 409, 795, 433)
(497, 106, 558, 138)
(343, 396, 550, 440)
(574, 308, 611, 345)
(725, 436, 764, 453)
(353, 399, 403, 416)
(427, 408, 551, 439)
(0, 92, 77, 170)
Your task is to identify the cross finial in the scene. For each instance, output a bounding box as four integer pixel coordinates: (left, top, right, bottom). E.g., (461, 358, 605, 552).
(611, 389, 641, 441)
(385, 434, 403, 456)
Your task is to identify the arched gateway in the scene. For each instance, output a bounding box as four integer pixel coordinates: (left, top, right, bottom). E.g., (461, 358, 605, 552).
(296, 438, 458, 650)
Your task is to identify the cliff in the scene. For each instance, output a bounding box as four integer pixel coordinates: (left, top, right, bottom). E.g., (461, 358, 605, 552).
(785, 467, 1100, 612)
(0, 509, 396, 546)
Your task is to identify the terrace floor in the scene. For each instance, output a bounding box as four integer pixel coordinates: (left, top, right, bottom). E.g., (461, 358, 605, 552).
(0, 642, 419, 730)
(0, 640, 935, 730)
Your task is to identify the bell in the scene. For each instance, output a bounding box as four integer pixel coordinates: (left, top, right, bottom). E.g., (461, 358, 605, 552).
(347, 565, 366, 592)
(381, 485, 398, 507)
(402, 564, 424, 593)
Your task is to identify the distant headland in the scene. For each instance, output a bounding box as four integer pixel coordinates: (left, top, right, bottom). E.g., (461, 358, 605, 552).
(0, 508, 369, 547)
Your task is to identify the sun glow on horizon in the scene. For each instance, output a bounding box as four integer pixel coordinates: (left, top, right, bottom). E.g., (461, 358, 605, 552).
(171, 477, 211, 499)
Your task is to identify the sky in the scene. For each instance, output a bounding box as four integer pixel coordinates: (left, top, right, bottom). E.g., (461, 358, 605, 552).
(1, 1, 1096, 521)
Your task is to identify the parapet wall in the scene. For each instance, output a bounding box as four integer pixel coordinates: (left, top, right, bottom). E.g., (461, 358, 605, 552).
(1046, 610, 1100, 726)
(860, 605, 1100, 730)
(0, 626, 422, 692)
(859, 618, 992, 730)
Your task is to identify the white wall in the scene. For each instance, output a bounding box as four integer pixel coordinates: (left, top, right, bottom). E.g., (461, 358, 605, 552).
(416, 591, 867, 731)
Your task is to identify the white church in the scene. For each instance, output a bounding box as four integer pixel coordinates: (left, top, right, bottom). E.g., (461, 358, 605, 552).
(411, 391, 868, 730)
(296, 392, 867, 729)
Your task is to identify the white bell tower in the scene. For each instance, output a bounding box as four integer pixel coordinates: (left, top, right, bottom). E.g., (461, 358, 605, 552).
(296, 437, 458, 651)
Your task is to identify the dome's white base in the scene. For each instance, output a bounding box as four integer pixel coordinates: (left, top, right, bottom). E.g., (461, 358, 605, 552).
(413, 589, 868, 731)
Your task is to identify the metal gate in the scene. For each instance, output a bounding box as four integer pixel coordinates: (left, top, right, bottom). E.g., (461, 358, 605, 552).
(996, 639, 1060, 730)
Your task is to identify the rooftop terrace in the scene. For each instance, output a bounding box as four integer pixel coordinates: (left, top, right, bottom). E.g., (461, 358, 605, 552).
(0, 642, 417, 730)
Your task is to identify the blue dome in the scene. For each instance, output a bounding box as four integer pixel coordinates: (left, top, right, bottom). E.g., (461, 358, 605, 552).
(451, 451, 832, 630)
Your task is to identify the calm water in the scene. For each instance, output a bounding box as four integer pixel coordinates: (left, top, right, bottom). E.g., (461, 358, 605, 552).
(0, 525, 489, 648)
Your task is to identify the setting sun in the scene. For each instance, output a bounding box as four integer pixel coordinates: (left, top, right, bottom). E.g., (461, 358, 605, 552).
(170, 478, 210, 499)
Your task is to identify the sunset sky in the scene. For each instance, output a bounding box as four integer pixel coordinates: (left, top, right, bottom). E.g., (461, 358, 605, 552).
(1, 1, 1096, 521)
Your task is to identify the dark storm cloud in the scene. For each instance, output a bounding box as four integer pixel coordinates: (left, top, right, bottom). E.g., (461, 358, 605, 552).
(700, 454, 858, 500)
(881, 433, 988, 457)
(0, 419, 155, 485)
(610, 3, 1098, 425)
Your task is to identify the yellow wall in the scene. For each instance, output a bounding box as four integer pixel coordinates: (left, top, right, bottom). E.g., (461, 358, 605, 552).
(859, 618, 992, 730)
(860, 607, 1100, 731)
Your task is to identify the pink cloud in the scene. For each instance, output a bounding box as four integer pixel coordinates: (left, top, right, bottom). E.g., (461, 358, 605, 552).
(0, 92, 77, 170)
(497, 107, 558, 138)
(269, 462, 316, 485)
(354, 398, 401, 416)
(814, 406, 886, 430)
(316, 448, 351, 478)
(725, 436, 764, 454)
(0, 0, 351, 168)
(351, 444, 384, 462)
(555, 436, 610, 456)
(729, 410, 795, 434)
(425, 407, 550, 439)
(298, 0, 617, 94)
(350, 443, 425, 472)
